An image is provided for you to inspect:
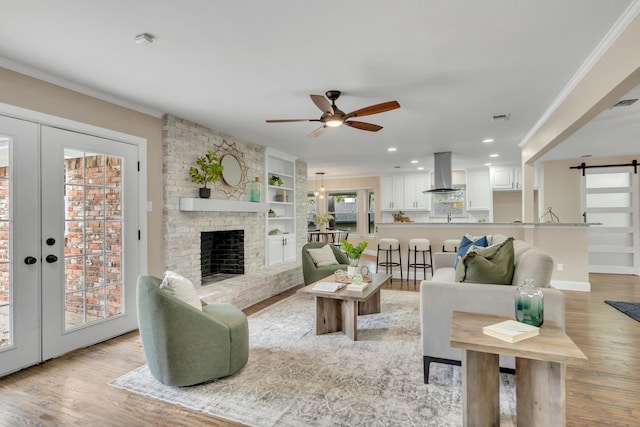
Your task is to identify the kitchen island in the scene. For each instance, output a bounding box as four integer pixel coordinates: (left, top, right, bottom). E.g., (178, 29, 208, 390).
(376, 222, 591, 290)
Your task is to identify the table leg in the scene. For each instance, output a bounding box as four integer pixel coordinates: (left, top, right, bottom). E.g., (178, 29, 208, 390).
(358, 288, 381, 315)
(342, 300, 358, 340)
(462, 349, 499, 427)
(314, 296, 342, 335)
(516, 358, 565, 426)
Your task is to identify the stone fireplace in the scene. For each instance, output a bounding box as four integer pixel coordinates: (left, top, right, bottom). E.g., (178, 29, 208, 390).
(201, 230, 245, 283)
(162, 114, 307, 291)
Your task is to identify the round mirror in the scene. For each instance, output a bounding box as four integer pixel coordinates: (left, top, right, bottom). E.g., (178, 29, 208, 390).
(221, 154, 242, 187)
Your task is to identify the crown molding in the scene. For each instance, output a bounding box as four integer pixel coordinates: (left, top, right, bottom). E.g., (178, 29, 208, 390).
(0, 56, 164, 118)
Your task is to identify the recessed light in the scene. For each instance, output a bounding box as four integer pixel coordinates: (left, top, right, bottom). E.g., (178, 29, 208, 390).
(417, 166, 424, 170)
(482, 138, 494, 144)
(134, 33, 154, 45)
(489, 154, 499, 158)
(484, 163, 492, 166)
(410, 160, 418, 164)
(387, 147, 397, 152)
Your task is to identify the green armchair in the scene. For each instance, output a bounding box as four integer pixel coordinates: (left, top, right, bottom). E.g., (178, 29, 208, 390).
(302, 242, 350, 285)
(137, 275, 249, 386)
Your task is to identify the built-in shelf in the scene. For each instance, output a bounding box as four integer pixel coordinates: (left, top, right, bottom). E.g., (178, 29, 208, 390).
(180, 198, 268, 212)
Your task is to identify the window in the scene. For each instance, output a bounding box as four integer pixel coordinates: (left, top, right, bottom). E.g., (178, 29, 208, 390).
(432, 185, 466, 217)
(327, 192, 357, 233)
(368, 190, 375, 234)
(307, 193, 317, 230)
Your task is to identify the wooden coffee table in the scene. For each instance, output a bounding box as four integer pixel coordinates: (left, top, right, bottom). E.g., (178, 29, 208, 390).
(449, 311, 588, 427)
(297, 273, 392, 340)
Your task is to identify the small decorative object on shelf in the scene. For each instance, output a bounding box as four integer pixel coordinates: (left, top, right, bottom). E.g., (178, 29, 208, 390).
(515, 278, 544, 327)
(269, 175, 283, 186)
(250, 177, 262, 202)
(268, 228, 282, 235)
(268, 209, 276, 217)
(189, 149, 224, 199)
(341, 240, 368, 277)
(274, 189, 287, 202)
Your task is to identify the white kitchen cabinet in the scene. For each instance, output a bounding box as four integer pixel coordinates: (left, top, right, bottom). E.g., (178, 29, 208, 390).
(267, 234, 297, 266)
(404, 173, 431, 210)
(466, 167, 492, 210)
(380, 175, 404, 210)
(490, 166, 521, 190)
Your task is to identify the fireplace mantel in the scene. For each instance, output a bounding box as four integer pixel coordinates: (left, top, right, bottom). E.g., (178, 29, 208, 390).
(180, 198, 269, 212)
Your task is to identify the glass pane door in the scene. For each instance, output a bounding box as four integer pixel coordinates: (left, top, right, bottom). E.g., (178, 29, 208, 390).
(0, 115, 40, 377)
(41, 126, 138, 360)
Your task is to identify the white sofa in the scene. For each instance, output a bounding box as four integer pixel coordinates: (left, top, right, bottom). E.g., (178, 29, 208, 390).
(419, 238, 565, 383)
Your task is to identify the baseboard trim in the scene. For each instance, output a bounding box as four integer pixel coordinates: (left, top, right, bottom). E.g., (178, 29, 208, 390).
(551, 280, 591, 292)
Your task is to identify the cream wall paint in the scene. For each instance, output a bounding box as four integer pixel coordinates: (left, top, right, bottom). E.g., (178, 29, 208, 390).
(0, 67, 164, 276)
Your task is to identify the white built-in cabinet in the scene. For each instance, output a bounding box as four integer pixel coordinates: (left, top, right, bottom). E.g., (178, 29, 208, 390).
(380, 173, 431, 211)
(466, 167, 492, 211)
(266, 149, 296, 266)
(267, 234, 296, 266)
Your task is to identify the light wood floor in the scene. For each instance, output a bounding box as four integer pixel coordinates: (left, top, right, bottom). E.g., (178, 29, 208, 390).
(0, 261, 638, 426)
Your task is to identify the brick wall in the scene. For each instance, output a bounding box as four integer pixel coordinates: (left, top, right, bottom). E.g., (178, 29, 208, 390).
(162, 114, 307, 287)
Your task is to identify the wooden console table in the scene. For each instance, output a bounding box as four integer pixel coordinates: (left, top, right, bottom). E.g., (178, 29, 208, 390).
(449, 311, 588, 427)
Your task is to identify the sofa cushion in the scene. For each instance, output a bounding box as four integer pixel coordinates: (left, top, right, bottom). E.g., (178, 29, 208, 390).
(454, 237, 515, 285)
(160, 270, 203, 311)
(306, 244, 339, 267)
(454, 235, 488, 268)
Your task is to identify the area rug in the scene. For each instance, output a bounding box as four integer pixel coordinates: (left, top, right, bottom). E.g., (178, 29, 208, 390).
(605, 300, 640, 322)
(111, 290, 516, 426)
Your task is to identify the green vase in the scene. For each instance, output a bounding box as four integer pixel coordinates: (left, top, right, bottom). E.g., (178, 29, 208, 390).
(515, 278, 544, 327)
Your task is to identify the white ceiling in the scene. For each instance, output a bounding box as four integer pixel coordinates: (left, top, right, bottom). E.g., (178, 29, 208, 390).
(1, 0, 638, 177)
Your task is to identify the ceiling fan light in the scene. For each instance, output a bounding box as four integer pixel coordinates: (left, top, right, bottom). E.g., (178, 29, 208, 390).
(325, 119, 343, 127)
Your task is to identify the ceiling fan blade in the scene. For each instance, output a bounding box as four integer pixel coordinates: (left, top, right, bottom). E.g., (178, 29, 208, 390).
(345, 100, 400, 119)
(308, 126, 327, 138)
(265, 119, 320, 123)
(310, 94, 334, 115)
(344, 121, 383, 132)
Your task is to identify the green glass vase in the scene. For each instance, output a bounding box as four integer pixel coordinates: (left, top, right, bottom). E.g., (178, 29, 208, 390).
(515, 278, 544, 327)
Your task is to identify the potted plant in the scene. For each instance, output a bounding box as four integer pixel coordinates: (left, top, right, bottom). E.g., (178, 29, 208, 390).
(269, 175, 284, 186)
(340, 240, 368, 277)
(189, 149, 224, 198)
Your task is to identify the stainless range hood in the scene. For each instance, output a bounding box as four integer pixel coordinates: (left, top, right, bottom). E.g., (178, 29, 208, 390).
(422, 151, 457, 193)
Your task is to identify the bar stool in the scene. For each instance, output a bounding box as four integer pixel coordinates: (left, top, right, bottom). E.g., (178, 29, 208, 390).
(407, 238, 433, 287)
(443, 238, 461, 252)
(376, 238, 402, 283)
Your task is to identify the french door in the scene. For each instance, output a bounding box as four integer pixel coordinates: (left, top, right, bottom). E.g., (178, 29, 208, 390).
(581, 166, 639, 275)
(1, 116, 140, 376)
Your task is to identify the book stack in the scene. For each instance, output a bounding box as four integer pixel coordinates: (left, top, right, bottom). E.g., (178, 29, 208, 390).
(346, 282, 369, 292)
(481, 319, 539, 343)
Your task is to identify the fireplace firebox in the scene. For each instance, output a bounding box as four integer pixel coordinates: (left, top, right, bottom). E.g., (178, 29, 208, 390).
(201, 230, 244, 282)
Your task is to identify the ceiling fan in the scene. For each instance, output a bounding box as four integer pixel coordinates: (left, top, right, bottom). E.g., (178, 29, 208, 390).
(266, 90, 400, 138)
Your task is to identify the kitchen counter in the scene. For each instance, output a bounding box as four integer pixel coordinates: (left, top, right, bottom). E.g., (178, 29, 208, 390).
(376, 222, 591, 290)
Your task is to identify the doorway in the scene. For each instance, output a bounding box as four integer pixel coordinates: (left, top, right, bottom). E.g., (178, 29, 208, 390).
(1, 114, 143, 376)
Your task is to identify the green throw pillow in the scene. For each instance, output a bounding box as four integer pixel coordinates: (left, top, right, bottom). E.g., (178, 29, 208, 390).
(454, 237, 515, 285)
